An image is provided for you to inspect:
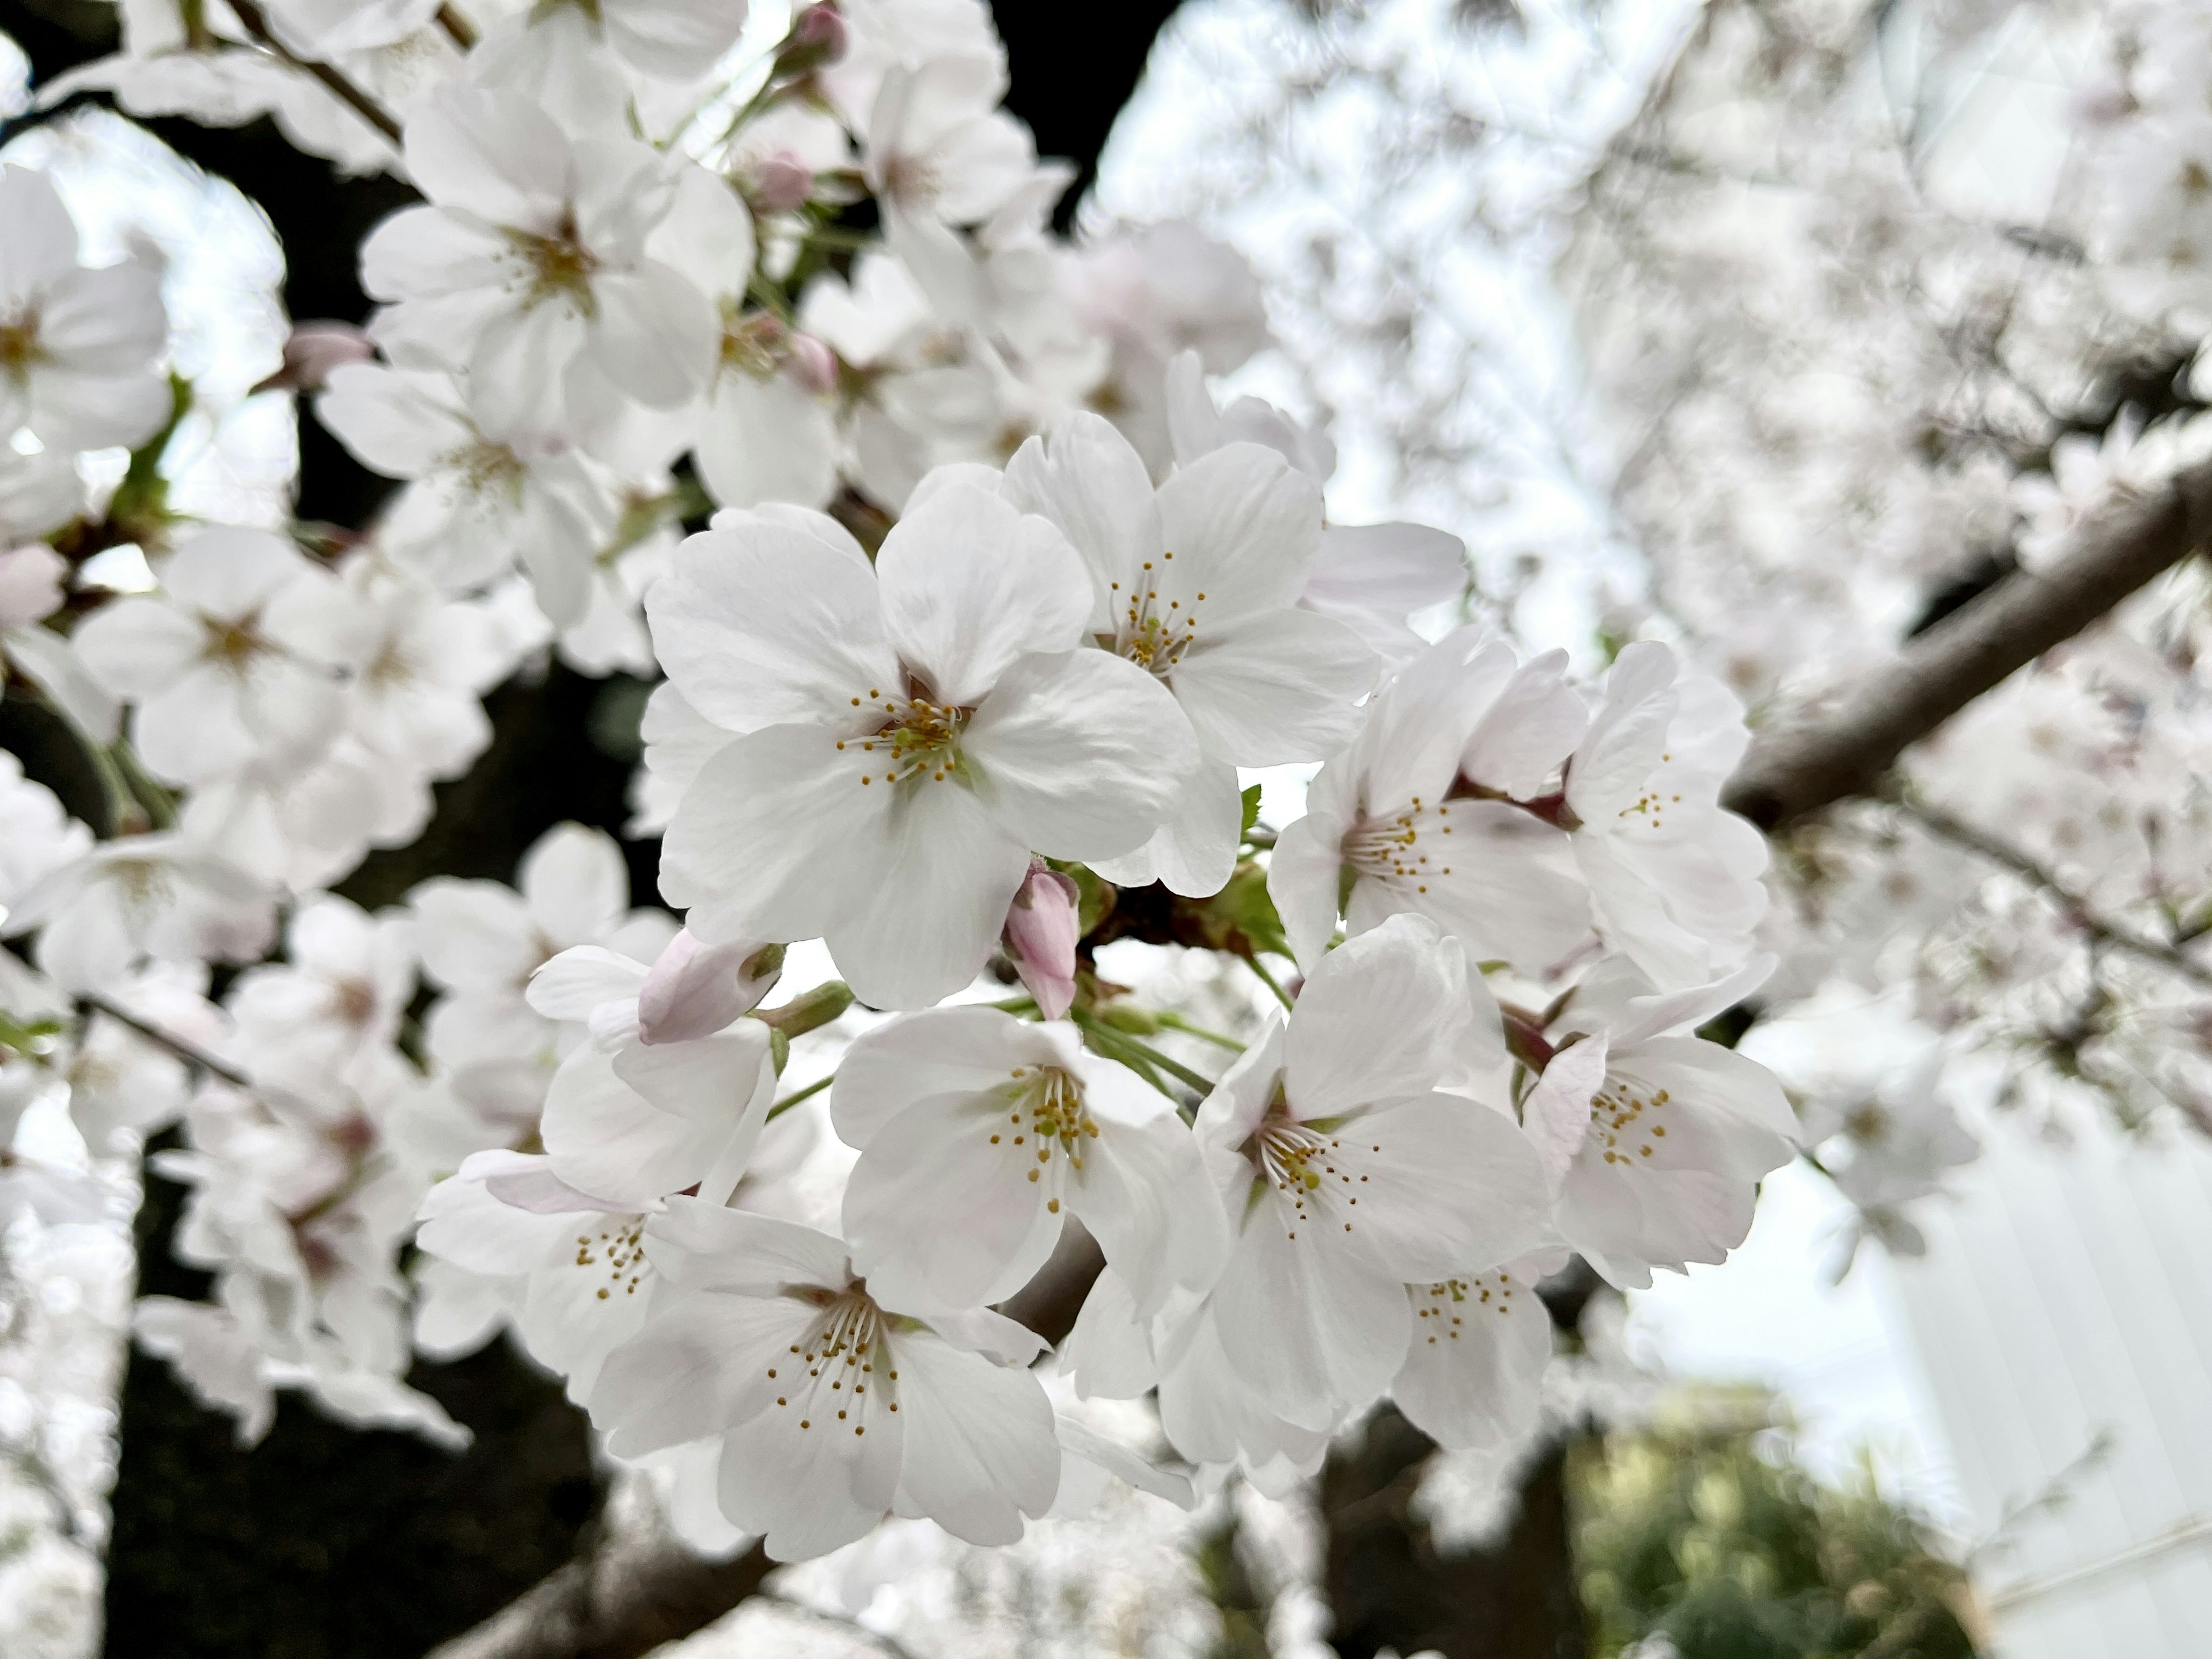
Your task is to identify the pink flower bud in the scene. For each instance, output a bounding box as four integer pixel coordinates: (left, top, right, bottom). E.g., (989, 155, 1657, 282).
(254, 321, 375, 394)
(1003, 863, 1082, 1020)
(782, 331, 839, 397)
(785, 2, 847, 63)
(638, 929, 785, 1045)
(753, 149, 816, 213)
(0, 543, 66, 630)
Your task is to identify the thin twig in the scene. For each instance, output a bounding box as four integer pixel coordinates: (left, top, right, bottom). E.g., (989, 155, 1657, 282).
(1240, 951, 1296, 1010)
(226, 0, 405, 145)
(78, 993, 251, 1088)
(1899, 797, 2212, 991)
(435, 2, 478, 50)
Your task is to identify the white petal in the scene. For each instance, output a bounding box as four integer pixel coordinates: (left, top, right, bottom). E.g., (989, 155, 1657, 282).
(832, 1005, 1066, 1149)
(964, 649, 1198, 861)
(1169, 607, 1376, 766)
(1153, 442, 1319, 622)
(889, 1329, 1059, 1545)
(1286, 914, 1467, 1119)
(646, 517, 899, 734)
(873, 481, 1091, 708)
(1391, 1269, 1552, 1450)
(842, 1090, 1059, 1309)
(821, 775, 1031, 1010)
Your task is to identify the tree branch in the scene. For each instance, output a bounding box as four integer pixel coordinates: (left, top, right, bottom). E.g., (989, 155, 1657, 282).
(1722, 457, 2212, 831)
(225, 0, 405, 146)
(77, 993, 251, 1088)
(1898, 796, 2212, 990)
(425, 1524, 772, 1659)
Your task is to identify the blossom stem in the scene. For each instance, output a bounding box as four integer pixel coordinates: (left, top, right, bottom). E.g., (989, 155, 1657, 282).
(1069, 1009, 1214, 1094)
(766, 1073, 832, 1122)
(110, 739, 177, 831)
(752, 980, 854, 1039)
(1240, 951, 1296, 1010)
(986, 995, 1040, 1015)
(76, 993, 251, 1089)
(1154, 1012, 1245, 1051)
(226, 0, 407, 145)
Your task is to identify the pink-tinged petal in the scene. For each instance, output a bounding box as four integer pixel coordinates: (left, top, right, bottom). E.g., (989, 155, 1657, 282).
(1002, 863, 1080, 1019)
(874, 482, 1091, 708)
(637, 929, 781, 1044)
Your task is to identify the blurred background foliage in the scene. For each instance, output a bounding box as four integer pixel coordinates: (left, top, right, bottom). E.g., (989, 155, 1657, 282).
(1570, 1390, 1980, 1659)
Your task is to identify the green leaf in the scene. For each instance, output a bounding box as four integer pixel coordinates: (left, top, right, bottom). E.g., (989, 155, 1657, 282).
(1240, 783, 1263, 838)
(1207, 862, 1291, 962)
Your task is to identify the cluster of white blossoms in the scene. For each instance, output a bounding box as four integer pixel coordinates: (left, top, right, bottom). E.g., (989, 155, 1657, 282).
(0, 0, 1798, 1565)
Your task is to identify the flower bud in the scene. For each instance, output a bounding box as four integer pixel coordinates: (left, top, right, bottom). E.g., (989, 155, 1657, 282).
(1003, 862, 1082, 1020)
(779, 2, 847, 69)
(782, 330, 839, 396)
(638, 930, 784, 1045)
(753, 149, 816, 213)
(253, 320, 375, 394)
(0, 543, 66, 629)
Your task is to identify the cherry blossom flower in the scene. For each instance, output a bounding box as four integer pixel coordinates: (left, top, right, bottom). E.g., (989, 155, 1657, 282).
(650, 487, 1196, 1009)
(832, 1005, 1226, 1312)
(524, 943, 778, 1207)
(5, 832, 276, 992)
(413, 1149, 660, 1406)
(1563, 642, 1769, 991)
(1270, 630, 1593, 975)
(0, 164, 171, 450)
(1521, 959, 1797, 1289)
(361, 85, 716, 430)
(1191, 915, 1551, 1428)
(226, 894, 416, 1094)
(1392, 1248, 1565, 1450)
(999, 861, 1080, 1019)
(72, 526, 344, 788)
(1003, 415, 1377, 895)
(589, 1199, 1062, 1560)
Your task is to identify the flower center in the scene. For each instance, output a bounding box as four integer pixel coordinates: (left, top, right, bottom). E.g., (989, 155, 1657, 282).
(720, 306, 785, 380)
(571, 1215, 650, 1304)
(843, 688, 971, 787)
(769, 1286, 898, 1439)
(0, 314, 40, 378)
(1341, 797, 1459, 895)
(506, 217, 600, 313)
(1588, 1074, 1668, 1166)
(444, 437, 528, 504)
(1240, 1094, 1367, 1240)
(1412, 1271, 1519, 1345)
(997, 1065, 1097, 1201)
(1105, 554, 1203, 677)
(203, 613, 271, 672)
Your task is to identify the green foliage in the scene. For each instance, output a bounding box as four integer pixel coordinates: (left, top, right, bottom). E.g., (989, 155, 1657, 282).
(1571, 1389, 1979, 1659)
